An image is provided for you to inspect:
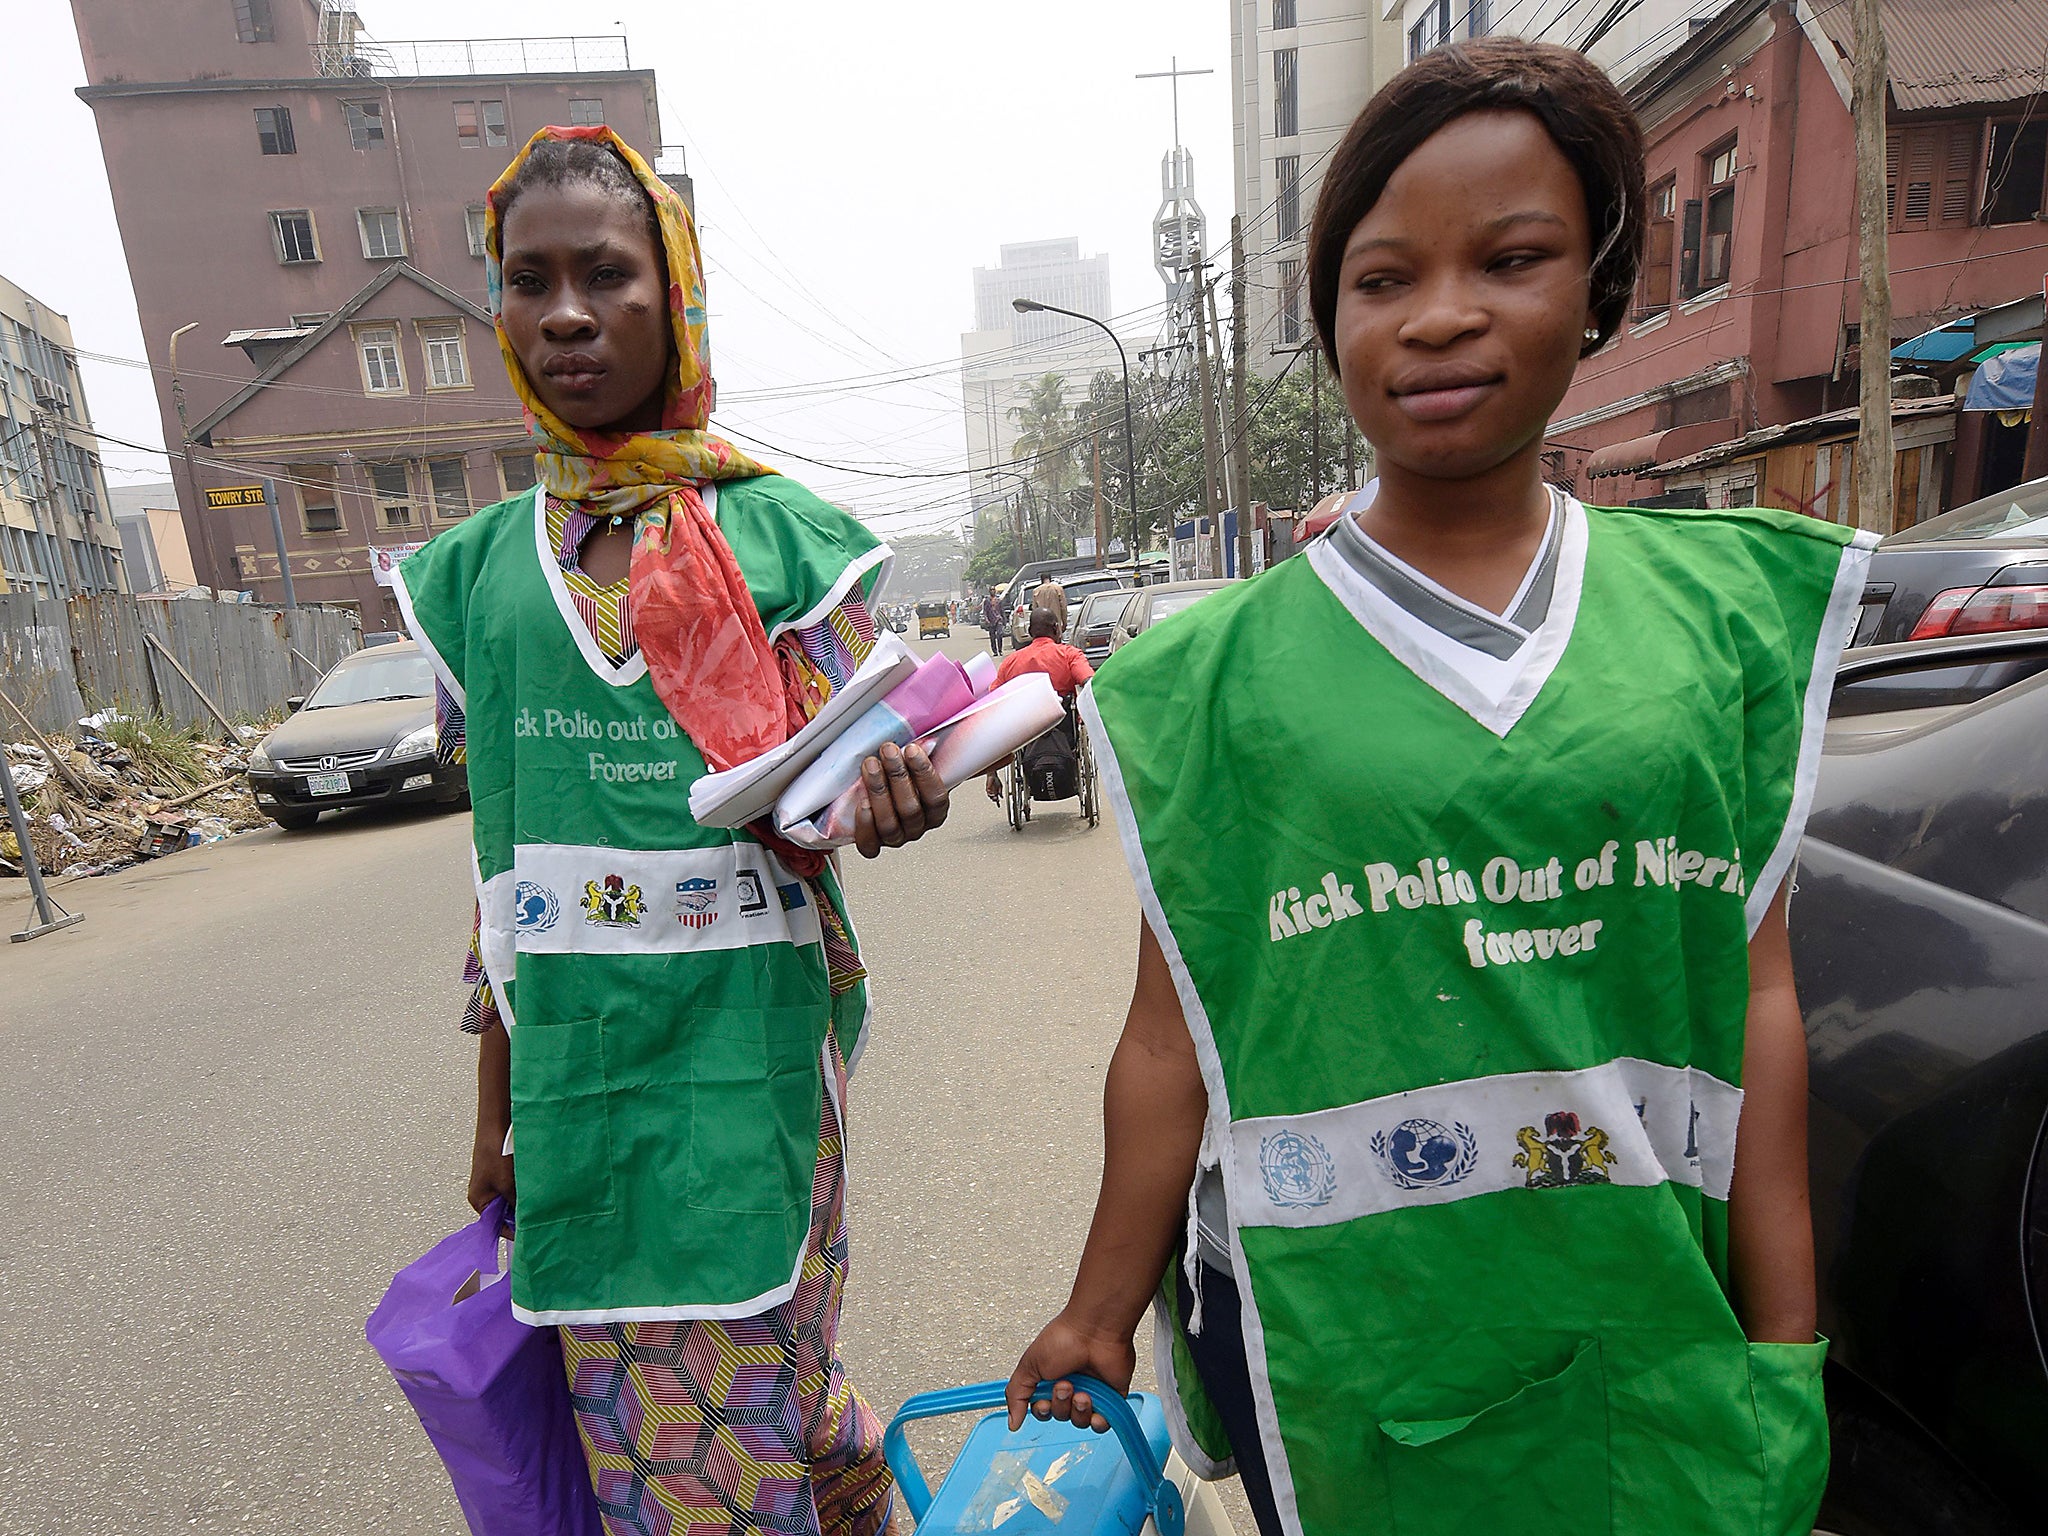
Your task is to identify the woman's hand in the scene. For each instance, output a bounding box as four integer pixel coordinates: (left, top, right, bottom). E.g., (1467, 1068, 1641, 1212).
(467, 1127, 515, 1214)
(1005, 1311, 1137, 1433)
(852, 742, 949, 859)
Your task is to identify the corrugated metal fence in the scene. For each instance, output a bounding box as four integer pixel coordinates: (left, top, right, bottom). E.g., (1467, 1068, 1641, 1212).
(0, 594, 360, 735)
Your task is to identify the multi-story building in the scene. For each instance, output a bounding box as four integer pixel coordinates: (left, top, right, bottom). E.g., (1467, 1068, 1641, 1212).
(108, 480, 197, 596)
(1547, 0, 2048, 529)
(1231, 0, 1727, 378)
(1230, 1, 1406, 371)
(960, 239, 1133, 529)
(0, 272, 126, 596)
(68, 0, 666, 625)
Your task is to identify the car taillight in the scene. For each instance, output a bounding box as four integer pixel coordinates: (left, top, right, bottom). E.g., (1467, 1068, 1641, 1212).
(1907, 587, 1980, 639)
(1948, 584, 2048, 636)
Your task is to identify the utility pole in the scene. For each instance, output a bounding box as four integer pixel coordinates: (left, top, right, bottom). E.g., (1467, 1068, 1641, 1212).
(1091, 435, 1107, 568)
(168, 322, 221, 594)
(1345, 414, 1358, 493)
(1192, 272, 1228, 579)
(1851, 0, 1894, 533)
(1228, 214, 1256, 580)
(1311, 355, 1324, 509)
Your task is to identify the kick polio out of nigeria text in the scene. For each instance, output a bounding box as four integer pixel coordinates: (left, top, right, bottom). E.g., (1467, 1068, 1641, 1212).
(1268, 836, 1747, 970)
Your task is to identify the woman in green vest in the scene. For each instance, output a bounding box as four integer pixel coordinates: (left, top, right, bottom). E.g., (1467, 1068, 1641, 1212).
(1009, 40, 1870, 1536)
(398, 127, 946, 1535)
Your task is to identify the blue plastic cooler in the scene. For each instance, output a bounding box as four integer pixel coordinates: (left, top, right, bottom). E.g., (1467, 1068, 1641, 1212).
(884, 1376, 1185, 1535)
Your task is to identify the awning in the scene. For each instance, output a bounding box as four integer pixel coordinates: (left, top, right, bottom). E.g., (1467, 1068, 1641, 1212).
(1964, 342, 2040, 411)
(1893, 318, 1978, 364)
(1587, 433, 1669, 478)
(1584, 420, 1738, 478)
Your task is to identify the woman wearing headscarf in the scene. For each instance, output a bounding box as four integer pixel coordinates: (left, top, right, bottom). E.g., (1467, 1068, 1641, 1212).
(397, 126, 942, 1536)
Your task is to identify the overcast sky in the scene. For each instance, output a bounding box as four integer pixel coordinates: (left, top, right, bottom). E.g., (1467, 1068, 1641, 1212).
(6, 0, 1234, 536)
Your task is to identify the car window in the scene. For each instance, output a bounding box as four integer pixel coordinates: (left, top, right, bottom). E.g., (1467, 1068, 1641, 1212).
(1150, 588, 1221, 621)
(307, 651, 434, 707)
(1891, 478, 2048, 544)
(1829, 655, 2048, 718)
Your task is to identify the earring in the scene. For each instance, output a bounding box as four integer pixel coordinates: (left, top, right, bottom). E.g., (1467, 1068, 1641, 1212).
(1583, 326, 1600, 343)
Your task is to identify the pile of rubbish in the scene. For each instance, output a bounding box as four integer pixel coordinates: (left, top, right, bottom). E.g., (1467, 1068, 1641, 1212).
(1, 712, 273, 880)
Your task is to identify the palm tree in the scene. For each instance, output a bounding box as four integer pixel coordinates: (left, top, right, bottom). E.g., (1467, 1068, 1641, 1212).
(1008, 373, 1078, 557)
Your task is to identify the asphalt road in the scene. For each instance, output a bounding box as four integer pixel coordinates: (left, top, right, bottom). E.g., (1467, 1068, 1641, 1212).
(0, 629, 1244, 1533)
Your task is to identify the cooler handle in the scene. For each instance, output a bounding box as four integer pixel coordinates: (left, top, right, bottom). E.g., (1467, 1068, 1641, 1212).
(882, 1375, 1185, 1535)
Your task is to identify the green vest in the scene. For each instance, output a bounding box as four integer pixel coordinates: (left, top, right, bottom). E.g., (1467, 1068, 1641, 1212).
(1085, 502, 1873, 1536)
(397, 478, 886, 1323)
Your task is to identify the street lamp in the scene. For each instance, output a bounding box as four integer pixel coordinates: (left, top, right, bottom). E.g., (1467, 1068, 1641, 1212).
(1012, 297, 1141, 567)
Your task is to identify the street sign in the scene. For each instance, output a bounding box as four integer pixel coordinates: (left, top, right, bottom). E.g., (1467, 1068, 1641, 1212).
(204, 485, 268, 509)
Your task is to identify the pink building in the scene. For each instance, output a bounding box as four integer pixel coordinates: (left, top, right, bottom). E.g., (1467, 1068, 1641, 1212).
(1549, 0, 2048, 528)
(69, 0, 668, 624)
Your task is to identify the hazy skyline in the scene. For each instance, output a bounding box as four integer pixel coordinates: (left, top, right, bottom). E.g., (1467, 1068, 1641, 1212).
(8, 0, 1236, 535)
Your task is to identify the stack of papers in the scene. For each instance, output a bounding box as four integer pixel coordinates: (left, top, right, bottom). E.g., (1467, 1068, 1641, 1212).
(689, 639, 1066, 850)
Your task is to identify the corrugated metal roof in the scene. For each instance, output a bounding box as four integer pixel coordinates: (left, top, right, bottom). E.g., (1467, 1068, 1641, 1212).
(1818, 0, 2048, 112)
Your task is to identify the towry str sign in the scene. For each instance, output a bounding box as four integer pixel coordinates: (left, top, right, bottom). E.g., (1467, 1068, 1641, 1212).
(203, 485, 267, 510)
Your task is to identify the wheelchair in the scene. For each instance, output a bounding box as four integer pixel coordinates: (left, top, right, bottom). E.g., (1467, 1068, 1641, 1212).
(1004, 695, 1099, 832)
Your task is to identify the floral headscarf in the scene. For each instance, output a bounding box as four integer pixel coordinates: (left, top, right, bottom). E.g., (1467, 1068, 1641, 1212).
(486, 126, 787, 773)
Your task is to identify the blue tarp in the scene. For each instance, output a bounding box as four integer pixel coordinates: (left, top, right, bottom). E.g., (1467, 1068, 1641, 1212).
(1893, 319, 1978, 364)
(1964, 342, 2040, 411)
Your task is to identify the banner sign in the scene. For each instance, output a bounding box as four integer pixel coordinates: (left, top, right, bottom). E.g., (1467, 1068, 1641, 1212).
(370, 542, 427, 587)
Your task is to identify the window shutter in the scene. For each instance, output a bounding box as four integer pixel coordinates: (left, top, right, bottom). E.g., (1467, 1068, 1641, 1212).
(1884, 129, 1900, 226)
(1900, 128, 1936, 227)
(1679, 198, 1703, 298)
(1940, 121, 1981, 225)
(1639, 215, 1674, 312)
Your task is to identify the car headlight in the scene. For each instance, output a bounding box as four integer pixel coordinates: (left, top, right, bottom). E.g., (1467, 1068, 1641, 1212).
(248, 746, 275, 772)
(392, 724, 437, 760)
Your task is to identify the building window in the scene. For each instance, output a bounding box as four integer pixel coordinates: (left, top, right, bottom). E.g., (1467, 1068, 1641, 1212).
(232, 0, 273, 43)
(1470, 0, 1492, 35)
(1636, 177, 1677, 318)
(1276, 154, 1302, 242)
(482, 100, 508, 147)
(465, 205, 490, 258)
(419, 320, 470, 388)
(500, 452, 538, 496)
(355, 325, 405, 394)
(1278, 257, 1303, 345)
(301, 466, 342, 533)
(254, 106, 295, 156)
(369, 462, 413, 529)
(271, 210, 319, 264)
(1409, 0, 1450, 60)
(343, 99, 386, 150)
(1984, 118, 2047, 225)
(357, 207, 405, 260)
(1273, 0, 1296, 27)
(1698, 141, 1736, 291)
(1887, 122, 1982, 231)
(429, 457, 472, 519)
(569, 98, 605, 127)
(454, 100, 481, 148)
(1274, 48, 1298, 139)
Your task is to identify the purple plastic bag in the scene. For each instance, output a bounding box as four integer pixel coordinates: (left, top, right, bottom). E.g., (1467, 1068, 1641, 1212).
(366, 1200, 602, 1536)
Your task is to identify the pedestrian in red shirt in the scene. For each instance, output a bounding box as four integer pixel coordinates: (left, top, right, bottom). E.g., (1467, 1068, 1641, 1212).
(984, 608, 1094, 801)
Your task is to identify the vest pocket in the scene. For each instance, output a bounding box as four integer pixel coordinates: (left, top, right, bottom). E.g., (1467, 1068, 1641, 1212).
(1377, 1338, 1611, 1533)
(507, 1018, 615, 1228)
(686, 1006, 826, 1216)
(1747, 1338, 1828, 1536)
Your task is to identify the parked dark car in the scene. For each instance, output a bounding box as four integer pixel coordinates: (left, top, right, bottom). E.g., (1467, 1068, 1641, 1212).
(1796, 628, 2048, 1535)
(1853, 474, 2048, 646)
(1069, 588, 1137, 667)
(245, 640, 467, 830)
(1104, 580, 1232, 654)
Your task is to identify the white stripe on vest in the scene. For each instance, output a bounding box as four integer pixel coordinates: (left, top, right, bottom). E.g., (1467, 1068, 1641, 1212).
(479, 842, 823, 983)
(1229, 1056, 1741, 1228)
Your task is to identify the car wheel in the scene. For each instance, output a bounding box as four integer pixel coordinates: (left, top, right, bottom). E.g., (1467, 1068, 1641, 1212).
(1817, 1380, 2029, 1536)
(268, 808, 319, 832)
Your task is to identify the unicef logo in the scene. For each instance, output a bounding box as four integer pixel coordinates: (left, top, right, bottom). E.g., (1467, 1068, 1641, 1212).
(1370, 1118, 1479, 1191)
(513, 880, 560, 933)
(1260, 1130, 1337, 1209)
